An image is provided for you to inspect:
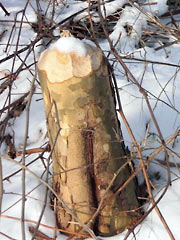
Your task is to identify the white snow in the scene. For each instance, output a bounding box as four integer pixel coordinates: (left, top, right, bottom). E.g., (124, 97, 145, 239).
(110, 5, 147, 53)
(49, 36, 88, 57)
(142, 0, 168, 16)
(1, 0, 180, 240)
(100, 0, 127, 18)
(74, 0, 127, 23)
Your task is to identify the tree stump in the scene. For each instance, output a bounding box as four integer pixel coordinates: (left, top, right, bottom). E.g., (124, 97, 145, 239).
(37, 37, 140, 236)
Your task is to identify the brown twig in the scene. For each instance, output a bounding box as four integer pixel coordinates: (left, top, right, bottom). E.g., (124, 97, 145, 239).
(1, 152, 98, 240)
(114, 50, 175, 240)
(0, 91, 29, 115)
(16, 146, 50, 157)
(155, 39, 180, 51)
(97, 2, 175, 239)
(0, 3, 10, 16)
(3, 144, 49, 182)
(29, 226, 53, 240)
(1, 215, 91, 239)
(4, 135, 16, 159)
(21, 69, 36, 240)
(0, 232, 15, 240)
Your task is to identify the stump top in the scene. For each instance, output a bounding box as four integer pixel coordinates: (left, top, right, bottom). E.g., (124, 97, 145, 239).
(38, 37, 103, 83)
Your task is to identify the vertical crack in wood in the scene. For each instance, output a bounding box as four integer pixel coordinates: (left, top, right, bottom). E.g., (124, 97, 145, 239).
(83, 127, 99, 232)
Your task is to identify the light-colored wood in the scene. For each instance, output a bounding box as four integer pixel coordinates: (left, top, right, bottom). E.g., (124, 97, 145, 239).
(38, 38, 140, 236)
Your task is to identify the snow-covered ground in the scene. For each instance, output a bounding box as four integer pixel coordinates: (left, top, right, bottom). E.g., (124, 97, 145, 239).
(0, 0, 180, 239)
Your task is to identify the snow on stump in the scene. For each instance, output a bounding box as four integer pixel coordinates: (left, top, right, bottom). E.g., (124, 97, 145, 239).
(37, 37, 140, 236)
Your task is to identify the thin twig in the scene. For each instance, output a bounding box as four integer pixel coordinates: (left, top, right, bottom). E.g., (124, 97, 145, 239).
(16, 146, 50, 157)
(21, 73, 36, 240)
(31, 155, 50, 240)
(0, 232, 15, 240)
(97, 2, 175, 239)
(1, 154, 98, 240)
(0, 214, 93, 239)
(31, 102, 62, 240)
(0, 3, 10, 16)
(3, 144, 49, 182)
(0, 157, 3, 216)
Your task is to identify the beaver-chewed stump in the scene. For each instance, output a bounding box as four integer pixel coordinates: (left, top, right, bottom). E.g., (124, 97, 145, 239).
(37, 37, 141, 237)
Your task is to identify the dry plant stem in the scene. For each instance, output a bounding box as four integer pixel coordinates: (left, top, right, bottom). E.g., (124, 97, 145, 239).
(29, 226, 53, 240)
(108, 34, 174, 240)
(1, 215, 93, 239)
(155, 39, 180, 51)
(0, 4, 94, 65)
(31, 106, 61, 240)
(2, 183, 42, 215)
(21, 73, 36, 240)
(113, 79, 175, 240)
(16, 146, 49, 156)
(0, 4, 98, 67)
(0, 35, 39, 100)
(144, 89, 180, 115)
(0, 157, 3, 215)
(3, 145, 49, 182)
(123, 176, 180, 240)
(121, 55, 180, 68)
(0, 36, 40, 65)
(113, 50, 174, 240)
(10, 9, 25, 73)
(53, 198, 57, 239)
(31, 161, 49, 240)
(0, 19, 32, 24)
(97, 2, 175, 239)
(5, 13, 17, 53)
(147, 130, 180, 163)
(0, 232, 15, 240)
(114, 130, 180, 197)
(0, 91, 29, 114)
(87, 0, 97, 44)
(110, 69, 154, 196)
(155, 158, 180, 168)
(127, 0, 177, 39)
(1, 155, 98, 240)
(110, 70, 171, 238)
(0, 3, 10, 16)
(9, 0, 30, 73)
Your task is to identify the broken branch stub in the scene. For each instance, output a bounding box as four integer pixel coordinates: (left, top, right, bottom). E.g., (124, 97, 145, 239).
(38, 37, 140, 236)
